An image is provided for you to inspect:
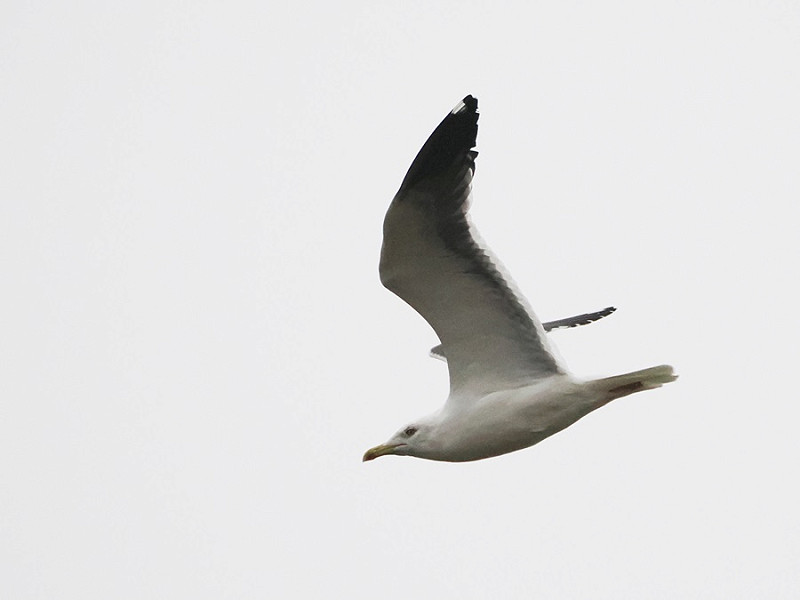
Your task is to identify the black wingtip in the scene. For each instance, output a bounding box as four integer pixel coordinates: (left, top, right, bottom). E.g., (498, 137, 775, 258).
(451, 95, 478, 115)
(541, 306, 618, 332)
(596, 306, 617, 318)
(398, 95, 479, 192)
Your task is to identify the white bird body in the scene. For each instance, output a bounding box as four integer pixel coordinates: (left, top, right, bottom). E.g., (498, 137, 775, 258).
(363, 96, 676, 463)
(428, 375, 589, 462)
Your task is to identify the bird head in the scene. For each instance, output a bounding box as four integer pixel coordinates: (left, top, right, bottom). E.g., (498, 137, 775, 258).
(362, 420, 437, 461)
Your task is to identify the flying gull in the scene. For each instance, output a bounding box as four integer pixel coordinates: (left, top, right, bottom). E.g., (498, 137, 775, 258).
(363, 95, 676, 463)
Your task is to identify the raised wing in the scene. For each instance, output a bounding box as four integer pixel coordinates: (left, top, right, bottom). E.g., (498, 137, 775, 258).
(428, 306, 617, 362)
(380, 96, 565, 394)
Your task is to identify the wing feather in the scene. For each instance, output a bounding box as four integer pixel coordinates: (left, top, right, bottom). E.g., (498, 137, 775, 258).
(428, 306, 617, 362)
(380, 96, 564, 394)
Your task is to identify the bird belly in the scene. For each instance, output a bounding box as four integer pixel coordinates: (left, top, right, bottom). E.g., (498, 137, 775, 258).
(440, 380, 598, 461)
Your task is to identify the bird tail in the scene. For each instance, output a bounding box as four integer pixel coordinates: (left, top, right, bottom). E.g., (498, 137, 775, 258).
(588, 365, 677, 402)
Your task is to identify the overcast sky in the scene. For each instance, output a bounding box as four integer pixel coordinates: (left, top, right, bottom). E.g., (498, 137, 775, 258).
(2, 1, 799, 598)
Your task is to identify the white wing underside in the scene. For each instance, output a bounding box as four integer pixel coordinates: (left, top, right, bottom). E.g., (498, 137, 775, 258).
(429, 306, 617, 362)
(380, 96, 565, 397)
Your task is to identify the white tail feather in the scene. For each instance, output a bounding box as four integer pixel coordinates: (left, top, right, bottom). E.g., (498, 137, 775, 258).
(589, 365, 677, 401)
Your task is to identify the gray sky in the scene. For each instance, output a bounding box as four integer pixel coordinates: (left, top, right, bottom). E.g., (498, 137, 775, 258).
(2, 1, 799, 598)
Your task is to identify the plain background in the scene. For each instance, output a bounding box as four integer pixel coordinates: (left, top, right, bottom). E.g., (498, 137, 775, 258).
(2, 1, 799, 598)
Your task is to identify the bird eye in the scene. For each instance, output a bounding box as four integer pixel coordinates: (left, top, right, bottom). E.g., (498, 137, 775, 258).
(404, 427, 417, 437)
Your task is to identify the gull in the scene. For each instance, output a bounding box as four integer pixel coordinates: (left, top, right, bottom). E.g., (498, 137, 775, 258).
(363, 95, 676, 463)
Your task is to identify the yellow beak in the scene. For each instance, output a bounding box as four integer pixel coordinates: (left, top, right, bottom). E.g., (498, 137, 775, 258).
(362, 443, 404, 462)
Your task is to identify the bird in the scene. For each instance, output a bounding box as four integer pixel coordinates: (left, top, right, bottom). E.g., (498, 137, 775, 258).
(363, 95, 676, 463)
